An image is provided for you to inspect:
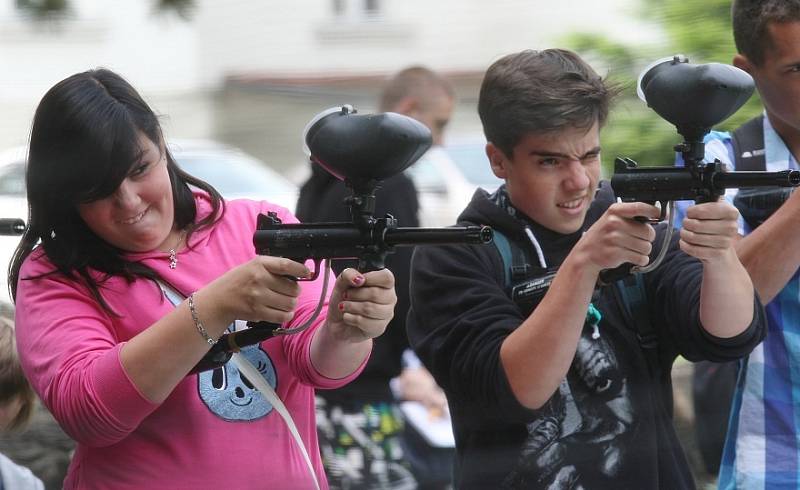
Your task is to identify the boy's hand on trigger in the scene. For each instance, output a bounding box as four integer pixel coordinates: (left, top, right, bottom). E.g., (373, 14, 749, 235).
(574, 202, 660, 274)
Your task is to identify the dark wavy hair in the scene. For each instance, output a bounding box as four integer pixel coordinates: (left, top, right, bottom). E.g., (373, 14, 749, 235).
(732, 0, 800, 66)
(478, 48, 619, 157)
(9, 68, 224, 310)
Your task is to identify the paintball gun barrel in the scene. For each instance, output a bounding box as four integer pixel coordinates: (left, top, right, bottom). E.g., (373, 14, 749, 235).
(253, 214, 492, 273)
(0, 219, 24, 236)
(611, 158, 800, 209)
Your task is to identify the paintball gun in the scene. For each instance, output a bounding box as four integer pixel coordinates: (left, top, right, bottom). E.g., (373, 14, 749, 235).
(601, 55, 800, 283)
(0, 219, 24, 236)
(192, 105, 493, 373)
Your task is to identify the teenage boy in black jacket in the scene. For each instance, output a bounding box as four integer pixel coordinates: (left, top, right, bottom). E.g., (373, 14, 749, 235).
(406, 48, 767, 489)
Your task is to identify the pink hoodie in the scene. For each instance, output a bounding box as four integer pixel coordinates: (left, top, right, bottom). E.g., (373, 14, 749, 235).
(16, 194, 366, 489)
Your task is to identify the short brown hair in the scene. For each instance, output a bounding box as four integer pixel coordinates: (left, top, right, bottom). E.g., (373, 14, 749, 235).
(478, 49, 617, 157)
(732, 0, 800, 66)
(379, 66, 454, 112)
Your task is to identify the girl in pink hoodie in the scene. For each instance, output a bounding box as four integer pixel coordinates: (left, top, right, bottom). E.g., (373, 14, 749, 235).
(11, 68, 396, 490)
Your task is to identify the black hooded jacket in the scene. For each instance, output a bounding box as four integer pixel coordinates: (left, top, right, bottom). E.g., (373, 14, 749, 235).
(406, 181, 765, 489)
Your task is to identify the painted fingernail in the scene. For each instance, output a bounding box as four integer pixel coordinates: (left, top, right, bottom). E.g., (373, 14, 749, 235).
(338, 303, 345, 311)
(342, 292, 348, 300)
(353, 275, 364, 285)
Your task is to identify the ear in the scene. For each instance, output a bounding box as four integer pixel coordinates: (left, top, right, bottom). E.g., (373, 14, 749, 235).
(393, 96, 419, 117)
(733, 54, 753, 75)
(486, 143, 509, 179)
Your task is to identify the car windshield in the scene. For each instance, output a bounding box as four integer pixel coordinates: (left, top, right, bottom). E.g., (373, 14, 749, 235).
(445, 144, 499, 188)
(0, 147, 294, 200)
(176, 154, 290, 196)
(0, 163, 26, 197)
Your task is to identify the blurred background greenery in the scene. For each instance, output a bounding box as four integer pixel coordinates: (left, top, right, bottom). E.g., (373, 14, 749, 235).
(568, 0, 761, 177)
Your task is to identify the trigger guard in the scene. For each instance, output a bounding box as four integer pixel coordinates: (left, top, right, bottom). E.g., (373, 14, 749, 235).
(295, 259, 322, 281)
(657, 201, 668, 222)
(635, 201, 666, 223)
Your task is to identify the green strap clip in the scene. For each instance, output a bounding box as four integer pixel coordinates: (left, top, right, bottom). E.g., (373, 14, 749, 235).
(587, 303, 602, 340)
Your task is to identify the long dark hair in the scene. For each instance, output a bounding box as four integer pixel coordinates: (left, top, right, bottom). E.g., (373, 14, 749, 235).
(9, 68, 224, 309)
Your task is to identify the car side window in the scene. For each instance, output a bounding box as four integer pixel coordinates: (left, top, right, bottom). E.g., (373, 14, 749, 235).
(407, 154, 448, 194)
(0, 163, 26, 197)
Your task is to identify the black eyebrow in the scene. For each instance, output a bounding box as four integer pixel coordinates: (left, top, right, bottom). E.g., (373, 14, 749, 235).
(528, 146, 601, 159)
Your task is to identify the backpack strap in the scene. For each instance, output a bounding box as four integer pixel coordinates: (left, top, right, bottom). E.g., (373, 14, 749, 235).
(614, 273, 656, 349)
(612, 272, 661, 379)
(492, 226, 657, 368)
(492, 229, 513, 287)
(491, 228, 530, 288)
(730, 115, 766, 171)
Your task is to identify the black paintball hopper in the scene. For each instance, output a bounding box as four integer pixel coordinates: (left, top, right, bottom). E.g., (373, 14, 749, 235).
(637, 55, 754, 143)
(303, 105, 432, 187)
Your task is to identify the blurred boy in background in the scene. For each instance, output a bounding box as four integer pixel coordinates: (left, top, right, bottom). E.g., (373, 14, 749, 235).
(296, 65, 455, 489)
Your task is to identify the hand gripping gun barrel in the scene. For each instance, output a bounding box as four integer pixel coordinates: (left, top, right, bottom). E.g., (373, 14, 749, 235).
(191, 106, 493, 373)
(599, 55, 800, 284)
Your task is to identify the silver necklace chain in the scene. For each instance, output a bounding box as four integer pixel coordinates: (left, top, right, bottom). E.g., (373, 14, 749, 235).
(168, 230, 186, 270)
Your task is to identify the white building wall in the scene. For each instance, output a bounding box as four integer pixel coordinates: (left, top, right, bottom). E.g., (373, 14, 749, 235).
(193, 0, 657, 84)
(0, 0, 202, 148)
(0, 0, 198, 98)
(0, 0, 660, 150)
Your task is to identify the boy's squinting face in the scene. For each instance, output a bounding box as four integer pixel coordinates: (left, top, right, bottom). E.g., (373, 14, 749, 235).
(487, 122, 601, 234)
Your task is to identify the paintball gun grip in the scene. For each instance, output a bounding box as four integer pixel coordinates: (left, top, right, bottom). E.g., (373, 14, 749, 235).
(597, 203, 676, 286)
(598, 263, 635, 285)
(358, 256, 385, 272)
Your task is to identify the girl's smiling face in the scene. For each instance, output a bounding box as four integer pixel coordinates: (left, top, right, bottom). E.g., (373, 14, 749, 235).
(77, 132, 176, 253)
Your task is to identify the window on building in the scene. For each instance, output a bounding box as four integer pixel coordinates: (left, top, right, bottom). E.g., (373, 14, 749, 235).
(331, 0, 382, 21)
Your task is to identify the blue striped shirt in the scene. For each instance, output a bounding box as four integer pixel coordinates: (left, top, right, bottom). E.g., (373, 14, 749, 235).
(674, 115, 800, 489)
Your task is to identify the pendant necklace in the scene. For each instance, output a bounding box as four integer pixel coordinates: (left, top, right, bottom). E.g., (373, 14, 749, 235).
(168, 230, 187, 270)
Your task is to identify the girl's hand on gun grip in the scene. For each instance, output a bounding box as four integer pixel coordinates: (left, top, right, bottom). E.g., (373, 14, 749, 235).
(327, 268, 396, 343)
(200, 256, 309, 328)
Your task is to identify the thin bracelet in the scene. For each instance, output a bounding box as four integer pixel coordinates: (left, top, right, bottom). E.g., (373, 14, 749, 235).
(188, 292, 217, 345)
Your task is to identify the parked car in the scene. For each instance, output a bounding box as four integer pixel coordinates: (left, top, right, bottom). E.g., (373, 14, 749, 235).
(166, 139, 298, 211)
(406, 142, 501, 227)
(0, 140, 299, 305)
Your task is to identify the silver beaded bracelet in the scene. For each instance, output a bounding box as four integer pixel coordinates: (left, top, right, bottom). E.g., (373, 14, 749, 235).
(188, 292, 217, 346)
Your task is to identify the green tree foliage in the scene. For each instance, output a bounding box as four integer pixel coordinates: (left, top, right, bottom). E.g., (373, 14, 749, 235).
(17, 0, 194, 20)
(154, 0, 196, 20)
(16, 0, 68, 19)
(565, 0, 762, 176)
